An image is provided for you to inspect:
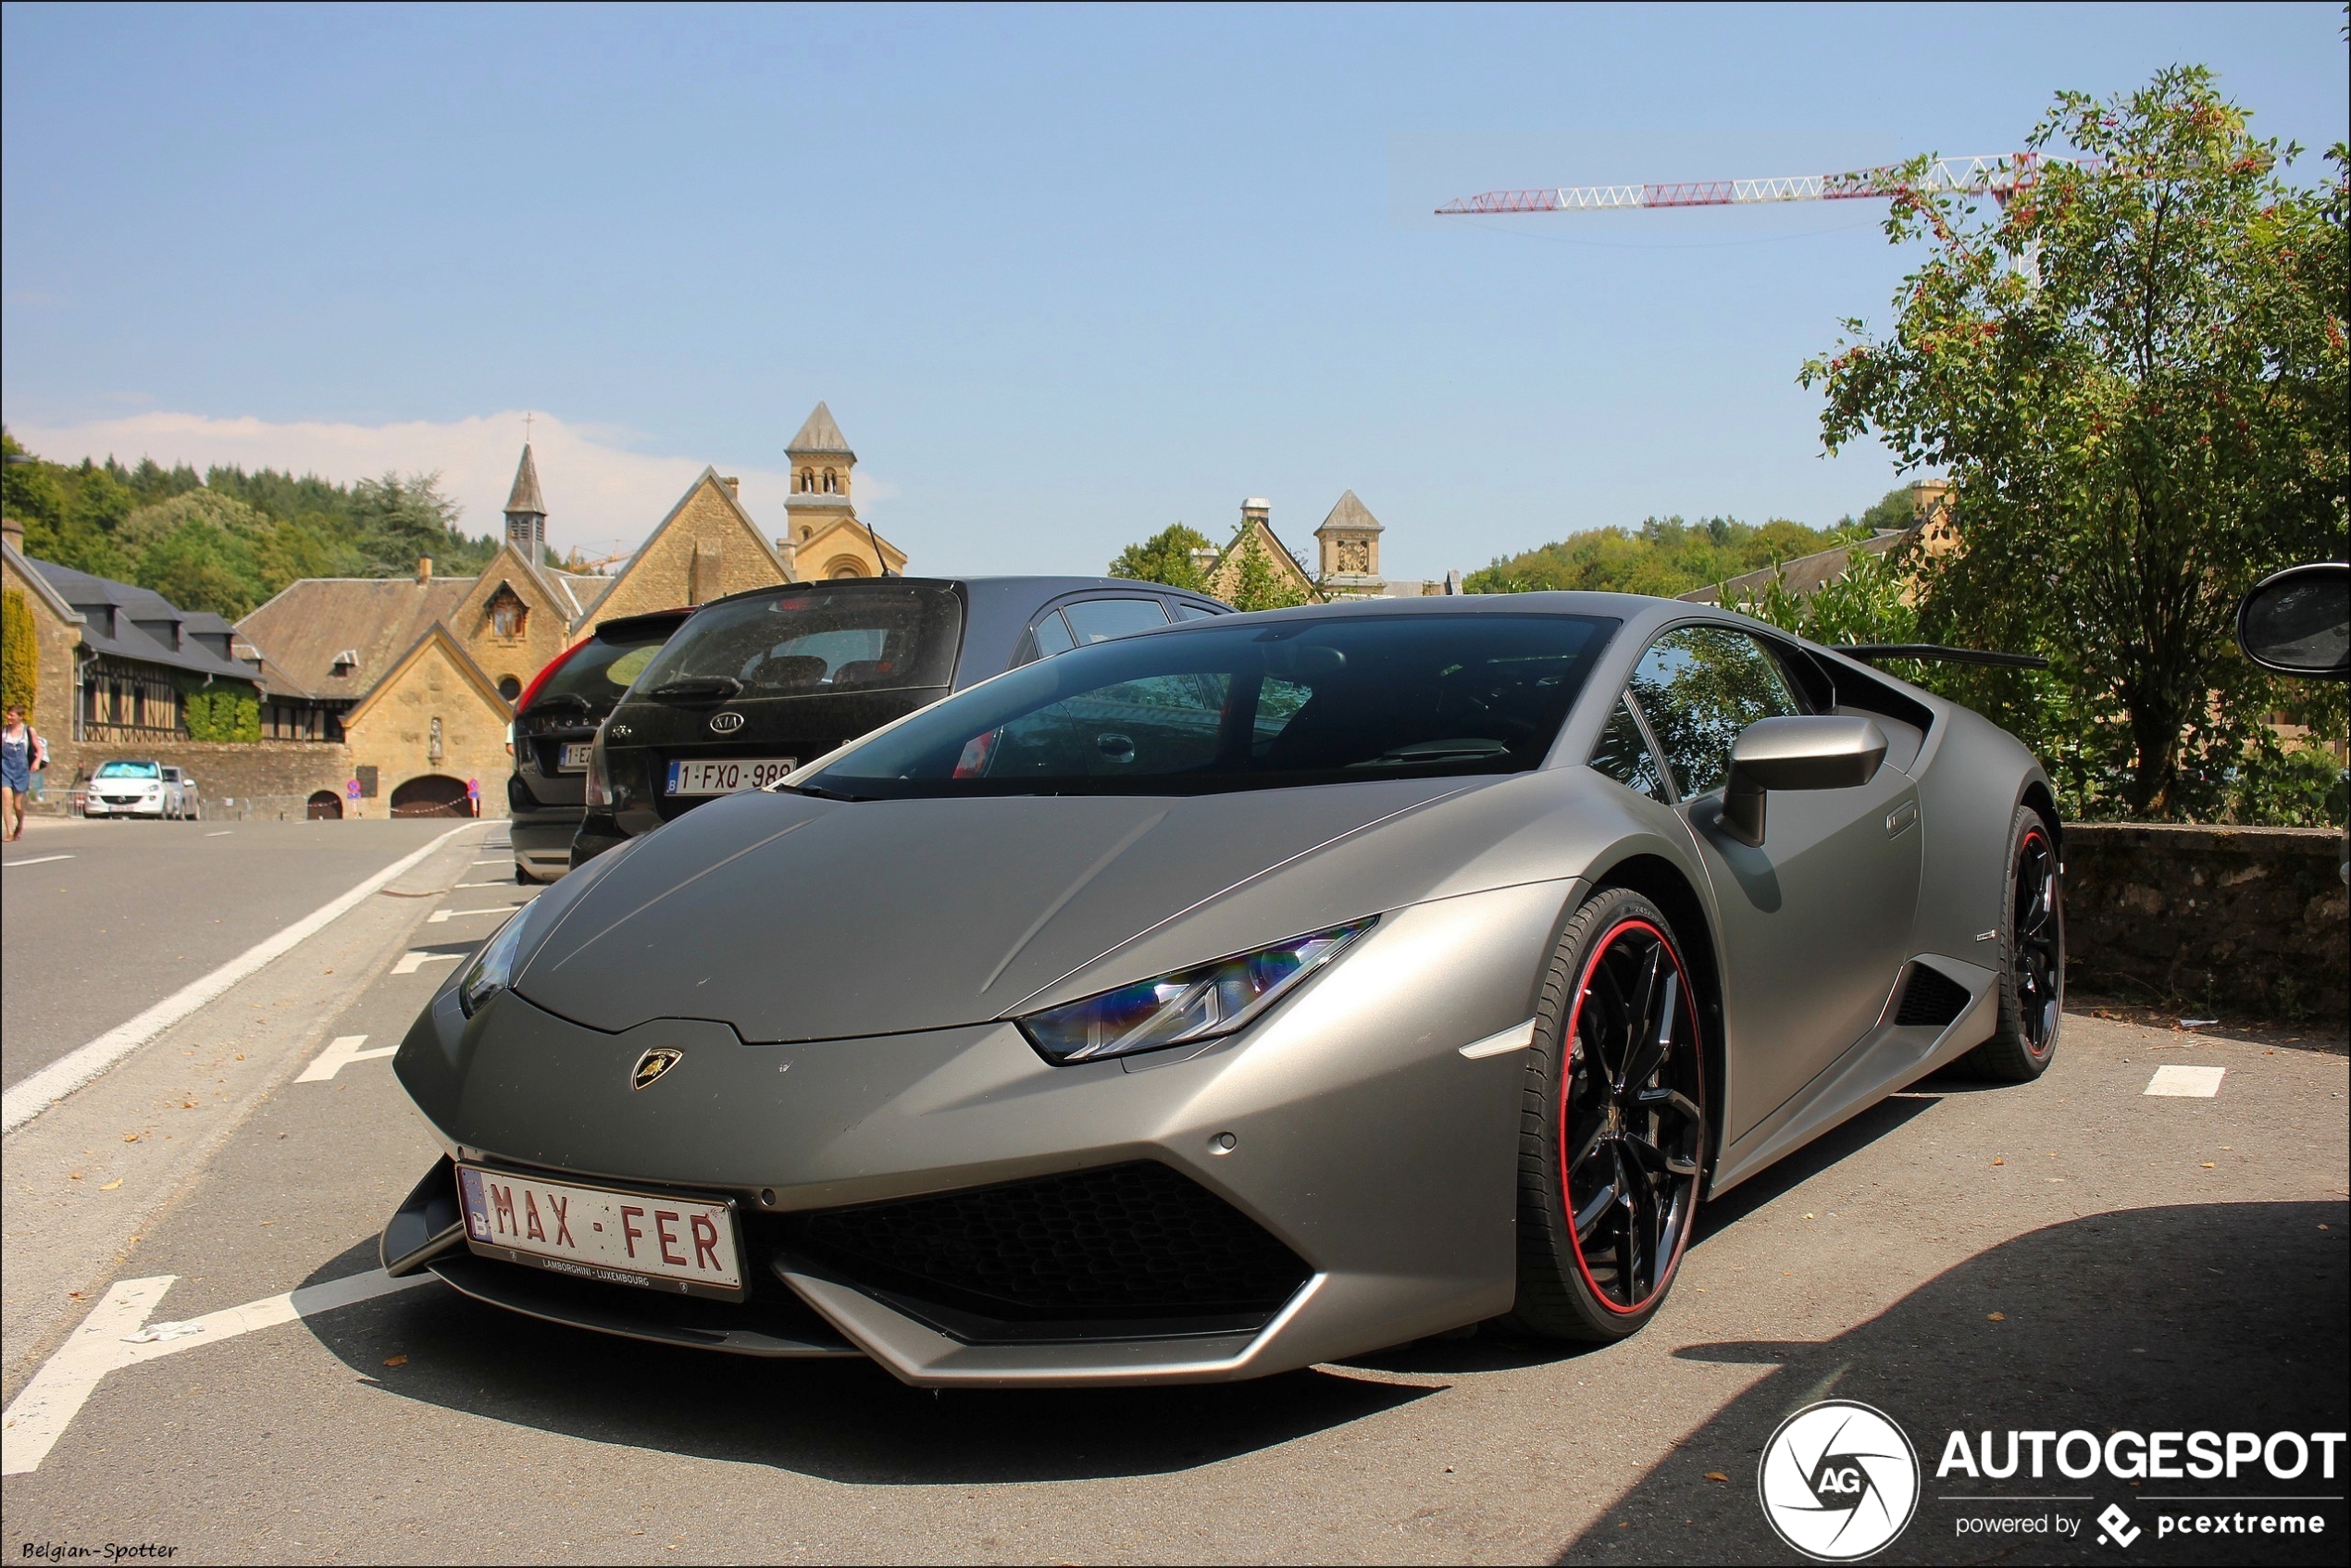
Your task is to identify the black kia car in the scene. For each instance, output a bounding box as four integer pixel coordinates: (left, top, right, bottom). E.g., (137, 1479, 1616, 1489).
(507, 607, 694, 881)
(572, 576, 1230, 865)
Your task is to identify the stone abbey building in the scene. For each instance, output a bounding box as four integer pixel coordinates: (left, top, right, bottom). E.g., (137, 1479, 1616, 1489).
(11, 403, 905, 820)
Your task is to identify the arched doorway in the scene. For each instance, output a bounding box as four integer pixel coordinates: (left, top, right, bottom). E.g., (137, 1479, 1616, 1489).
(306, 790, 343, 820)
(390, 774, 472, 817)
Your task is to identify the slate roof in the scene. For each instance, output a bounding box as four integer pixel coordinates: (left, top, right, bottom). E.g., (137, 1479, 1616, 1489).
(504, 443, 547, 516)
(787, 401, 853, 456)
(22, 557, 263, 685)
(236, 577, 473, 702)
(1315, 489, 1385, 536)
(1677, 529, 1912, 607)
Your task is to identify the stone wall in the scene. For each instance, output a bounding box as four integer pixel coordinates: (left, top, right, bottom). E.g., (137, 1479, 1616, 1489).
(2062, 821, 2348, 1020)
(55, 739, 351, 815)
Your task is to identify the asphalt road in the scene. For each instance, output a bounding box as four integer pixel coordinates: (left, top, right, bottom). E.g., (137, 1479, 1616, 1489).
(0, 817, 477, 1089)
(1, 823, 2345, 1564)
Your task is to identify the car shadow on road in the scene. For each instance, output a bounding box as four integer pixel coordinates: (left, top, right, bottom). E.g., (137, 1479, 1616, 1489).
(297, 1239, 1434, 1483)
(1555, 1201, 2351, 1565)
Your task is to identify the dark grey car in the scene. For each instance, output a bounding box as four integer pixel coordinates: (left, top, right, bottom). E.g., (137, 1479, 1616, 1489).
(571, 577, 1230, 865)
(506, 609, 693, 883)
(386, 593, 2061, 1386)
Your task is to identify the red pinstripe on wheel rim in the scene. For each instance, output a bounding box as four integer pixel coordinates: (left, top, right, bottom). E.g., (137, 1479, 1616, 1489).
(1557, 916, 1707, 1315)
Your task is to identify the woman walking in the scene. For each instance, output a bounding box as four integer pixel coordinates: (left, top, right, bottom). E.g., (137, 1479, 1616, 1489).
(2, 703, 45, 840)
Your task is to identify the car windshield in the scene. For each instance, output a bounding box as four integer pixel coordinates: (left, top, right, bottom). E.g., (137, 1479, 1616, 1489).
(95, 761, 160, 778)
(531, 627, 679, 710)
(804, 613, 1615, 798)
(629, 585, 964, 699)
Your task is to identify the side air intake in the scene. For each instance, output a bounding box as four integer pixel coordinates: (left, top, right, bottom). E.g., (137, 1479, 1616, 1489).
(1895, 964, 1973, 1027)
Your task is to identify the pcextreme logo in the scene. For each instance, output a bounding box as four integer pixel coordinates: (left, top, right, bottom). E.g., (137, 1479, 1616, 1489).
(1758, 1400, 1922, 1562)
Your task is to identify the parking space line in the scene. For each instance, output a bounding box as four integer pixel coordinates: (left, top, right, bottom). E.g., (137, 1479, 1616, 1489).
(294, 1034, 397, 1083)
(1, 824, 479, 1135)
(453, 880, 515, 889)
(0, 1269, 436, 1475)
(205, 830, 233, 837)
(391, 951, 466, 975)
(2, 854, 74, 867)
(427, 905, 526, 923)
(2145, 1064, 2225, 1097)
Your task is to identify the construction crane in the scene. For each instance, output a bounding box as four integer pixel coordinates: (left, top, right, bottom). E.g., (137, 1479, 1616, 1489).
(1435, 153, 2075, 216)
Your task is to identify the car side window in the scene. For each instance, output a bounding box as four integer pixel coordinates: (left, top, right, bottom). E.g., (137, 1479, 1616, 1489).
(1589, 697, 1671, 803)
(1173, 601, 1220, 621)
(1029, 611, 1077, 659)
(1625, 625, 1802, 799)
(1062, 597, 1173, 644)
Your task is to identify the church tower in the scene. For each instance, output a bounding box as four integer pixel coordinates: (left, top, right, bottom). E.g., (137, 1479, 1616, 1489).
(780, 401, 903, 578)
(1314, 490, 1385, 597)
(504, 442, 548, 566)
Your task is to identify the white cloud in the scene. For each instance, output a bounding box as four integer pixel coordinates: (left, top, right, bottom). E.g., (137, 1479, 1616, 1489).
(1, 408, 815, 562)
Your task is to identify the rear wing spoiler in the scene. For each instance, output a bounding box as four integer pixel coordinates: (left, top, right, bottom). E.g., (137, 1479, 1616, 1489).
(1835, 643, 2048, 671)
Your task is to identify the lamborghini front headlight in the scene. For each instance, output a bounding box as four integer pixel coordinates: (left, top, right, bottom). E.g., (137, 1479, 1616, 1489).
(1016, 920, 1375, 1064)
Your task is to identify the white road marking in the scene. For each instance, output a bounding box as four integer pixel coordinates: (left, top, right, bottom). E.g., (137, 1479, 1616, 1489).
(2, 853, 74, 867)
(0, 1269, 436, 1475)
(295, 1034, 398, 1083)
(470, 858, 507, 865)
(391, 950, 465, 975)
(205, 829, 232, 837)
(428, 904, 526, 923)
(2145, 1064, 2225, 1098)
(1459, 1017, 1538, 1060)
(0, 824, 479, 1135)
(453, 880, 515, 889)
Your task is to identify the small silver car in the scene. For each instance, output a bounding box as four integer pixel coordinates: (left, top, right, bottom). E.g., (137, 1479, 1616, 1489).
(383, 593, 2061, 1385)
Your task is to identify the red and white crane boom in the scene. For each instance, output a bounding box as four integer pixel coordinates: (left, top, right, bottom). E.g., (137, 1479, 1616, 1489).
(1435, 153, 2074, 215)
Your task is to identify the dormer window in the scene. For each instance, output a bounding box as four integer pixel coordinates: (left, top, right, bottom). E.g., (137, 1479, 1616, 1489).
(487, 584, 529, 641)
(331, 648, 360, 676)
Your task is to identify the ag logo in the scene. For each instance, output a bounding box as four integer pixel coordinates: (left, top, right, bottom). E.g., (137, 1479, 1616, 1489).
(709, 711, 745, 734)
(630, 1048, 685, 1089)
(1757, 1400, 1920, 1561)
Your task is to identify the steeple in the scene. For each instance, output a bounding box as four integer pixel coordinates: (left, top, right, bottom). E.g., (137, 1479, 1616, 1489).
(1314, 489, 1385, 597)
(504, 443, 548, 565)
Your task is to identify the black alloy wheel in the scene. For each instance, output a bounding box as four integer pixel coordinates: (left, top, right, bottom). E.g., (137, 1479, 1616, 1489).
(1511, 887, 1708, 1341)
(1966, 805, 2064, 1082)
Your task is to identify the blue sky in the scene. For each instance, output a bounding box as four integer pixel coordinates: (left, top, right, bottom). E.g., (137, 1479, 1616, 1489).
(4, 3, 2345, 580)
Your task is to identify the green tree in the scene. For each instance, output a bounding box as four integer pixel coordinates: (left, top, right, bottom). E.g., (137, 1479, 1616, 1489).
(2, 588, 37, 712)
(1108, 523, 1213, 592)
(1464, 502, 1892, 598)
(1803, 68, 2348, 818)
(1727, 541, 1922, 649)
(1225, 535, 1313, 612)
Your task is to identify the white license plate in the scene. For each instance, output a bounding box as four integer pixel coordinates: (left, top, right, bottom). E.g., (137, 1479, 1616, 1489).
(665, 756, 797, 796)
(557, 742, 594, 772)
(455, 1164, 744, 1296)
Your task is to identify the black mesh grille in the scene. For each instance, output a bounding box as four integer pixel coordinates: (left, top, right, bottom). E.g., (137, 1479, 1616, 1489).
(781, 1162, 1311, 1330)
(1896, 964, 1972, 1027)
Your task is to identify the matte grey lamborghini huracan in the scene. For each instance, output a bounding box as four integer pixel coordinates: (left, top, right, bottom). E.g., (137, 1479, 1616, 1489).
(382, 593, 2063, 1386)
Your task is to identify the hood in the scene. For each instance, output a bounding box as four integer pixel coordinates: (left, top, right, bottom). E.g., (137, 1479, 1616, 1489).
(510, 778, 1487, 1040)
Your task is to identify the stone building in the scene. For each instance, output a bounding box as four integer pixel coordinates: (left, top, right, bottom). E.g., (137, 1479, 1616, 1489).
(2, 520, 274, 799)
(777, 402, 906, 580)
(1202, 498, 1321, 604)
(1314, 490, 1386, 598)
(229, 403, 907, 818)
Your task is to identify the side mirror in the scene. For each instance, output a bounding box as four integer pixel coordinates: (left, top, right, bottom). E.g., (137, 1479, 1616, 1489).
(1720, 716, 1888, 847)
(2236, 563, 2349, 680)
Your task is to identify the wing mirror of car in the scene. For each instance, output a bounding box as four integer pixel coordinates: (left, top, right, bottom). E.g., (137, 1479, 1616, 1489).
(1720, 716, 1889, 847)
(2236, 562, 2349, 680)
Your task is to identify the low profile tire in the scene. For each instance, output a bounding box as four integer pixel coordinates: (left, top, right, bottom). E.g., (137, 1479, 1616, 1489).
(1963, 805, 2063, 1082)
(1508, 887, 1709, 1343)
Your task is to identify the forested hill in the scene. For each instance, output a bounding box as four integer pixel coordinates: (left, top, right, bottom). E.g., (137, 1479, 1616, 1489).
(1465, 487, 1915, 597)
(0, 429, 512, 619)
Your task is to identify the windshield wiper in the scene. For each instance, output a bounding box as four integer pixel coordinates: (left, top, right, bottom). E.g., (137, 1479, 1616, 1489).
(777, 780, 867, 802)
(647, 677, 743, 704)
